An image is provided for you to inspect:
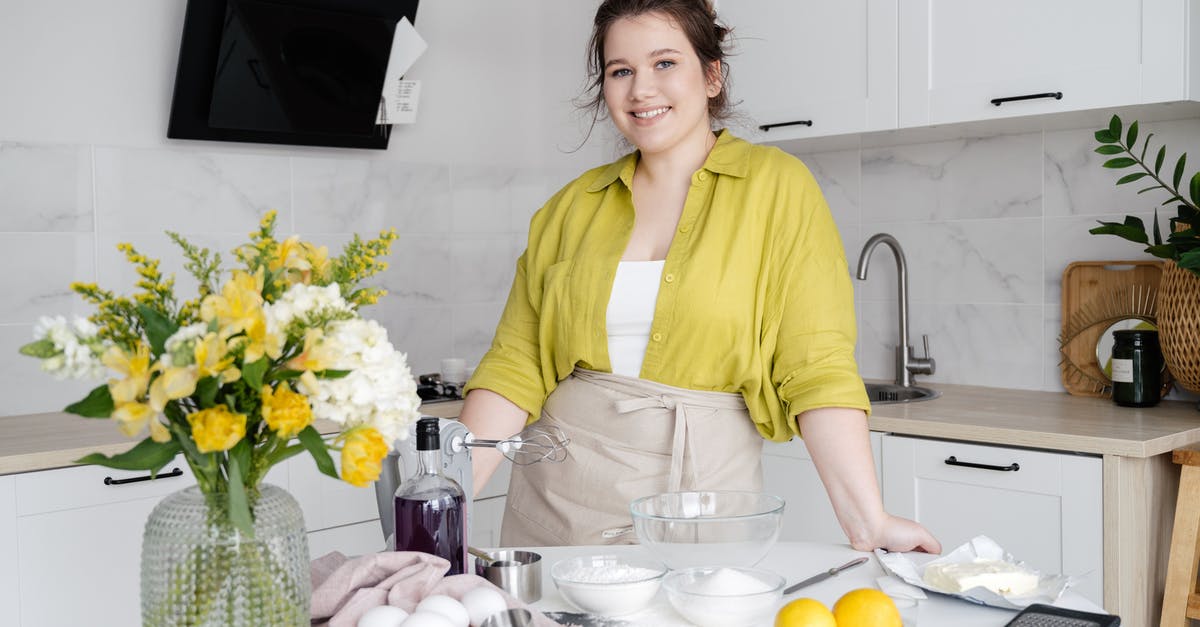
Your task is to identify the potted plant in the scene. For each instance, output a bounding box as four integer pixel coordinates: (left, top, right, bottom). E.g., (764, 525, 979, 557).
(1090, 114, 1200, 393)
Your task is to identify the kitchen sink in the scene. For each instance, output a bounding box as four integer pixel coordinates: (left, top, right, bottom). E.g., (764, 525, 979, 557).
(865, 382, 940, 404)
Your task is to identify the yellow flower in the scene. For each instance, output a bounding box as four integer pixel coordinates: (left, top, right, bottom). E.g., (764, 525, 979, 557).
(201, 269, 264, 338)
(193, 332, 239, 382)
(271, 236, 333, 285)
(340, 427, 388, 487)
(260, 385, 312, 439)
(149, 366, 198, 412)
(188, 405, 247, 453)
(286, 329, 338, 372)
(241, 314, 283, 363)
(113, 402, 153, 436)
(302, 242, 332, 284)
(103, 343, 152, 405)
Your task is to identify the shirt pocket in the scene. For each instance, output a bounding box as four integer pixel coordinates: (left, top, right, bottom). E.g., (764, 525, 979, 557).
(539, 259, 576, 368)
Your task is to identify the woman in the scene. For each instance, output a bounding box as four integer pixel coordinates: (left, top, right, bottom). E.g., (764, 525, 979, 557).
(459, 0, 940, 554)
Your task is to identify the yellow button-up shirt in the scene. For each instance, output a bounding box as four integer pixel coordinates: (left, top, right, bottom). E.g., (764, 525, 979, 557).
(464, 130, 869, 442)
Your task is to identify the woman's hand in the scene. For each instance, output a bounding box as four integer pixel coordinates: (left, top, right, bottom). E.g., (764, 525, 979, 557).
(862, 513, 942, 554)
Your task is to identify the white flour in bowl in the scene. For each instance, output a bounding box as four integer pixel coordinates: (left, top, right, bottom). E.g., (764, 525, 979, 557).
(556, 564, 662, 584)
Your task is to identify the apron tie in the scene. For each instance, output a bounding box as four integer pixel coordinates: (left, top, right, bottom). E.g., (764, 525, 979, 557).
(614, 394, 692, 493)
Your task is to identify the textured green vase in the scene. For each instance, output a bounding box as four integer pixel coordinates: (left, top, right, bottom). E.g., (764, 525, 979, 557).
(140, 483, 310, 626)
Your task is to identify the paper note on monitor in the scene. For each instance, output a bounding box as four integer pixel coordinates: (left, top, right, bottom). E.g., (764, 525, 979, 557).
(378, 17, 427, 124)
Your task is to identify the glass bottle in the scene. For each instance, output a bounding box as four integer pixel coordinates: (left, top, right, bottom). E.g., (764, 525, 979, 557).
(393, 417, 467, 574)
(1110, 329, 1163, 408)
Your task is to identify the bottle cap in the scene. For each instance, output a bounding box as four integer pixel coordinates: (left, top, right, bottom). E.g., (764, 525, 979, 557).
(416, 417, 441, 451)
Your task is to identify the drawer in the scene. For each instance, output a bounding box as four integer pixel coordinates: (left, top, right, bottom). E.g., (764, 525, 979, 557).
(900, 436, 1084, 497)
(16, 455, 196, 516)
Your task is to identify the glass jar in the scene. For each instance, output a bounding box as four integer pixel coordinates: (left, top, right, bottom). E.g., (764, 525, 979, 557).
(1110, 329, 1163, 407)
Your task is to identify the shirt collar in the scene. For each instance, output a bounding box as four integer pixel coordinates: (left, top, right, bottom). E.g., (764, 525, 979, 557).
(585, 129, 751, 192)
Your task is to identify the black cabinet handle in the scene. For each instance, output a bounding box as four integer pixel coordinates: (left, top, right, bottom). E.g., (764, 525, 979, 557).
(758, 120, 813, 131)
(104, 467, 184, 486)
(944, 456, 1019, 472)
(990, 92, 1063, 106)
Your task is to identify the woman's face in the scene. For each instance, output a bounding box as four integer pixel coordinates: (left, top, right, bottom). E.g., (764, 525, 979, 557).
(601, 12, 720, 157)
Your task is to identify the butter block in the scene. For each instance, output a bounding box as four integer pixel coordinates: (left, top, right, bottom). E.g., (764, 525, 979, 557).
(923, 559, 1039, 596)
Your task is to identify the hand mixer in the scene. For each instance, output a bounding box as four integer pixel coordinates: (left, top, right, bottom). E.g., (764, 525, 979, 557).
(374, 418, 570, 544)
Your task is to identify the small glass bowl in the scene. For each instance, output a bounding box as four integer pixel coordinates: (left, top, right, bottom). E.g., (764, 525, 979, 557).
(630, 491, 785, 569)
(550, 554, 668, 616)
(662, 566, 785, 627)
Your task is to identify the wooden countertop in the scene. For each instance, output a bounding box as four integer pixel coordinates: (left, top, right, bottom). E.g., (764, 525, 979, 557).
(2, 383, 1198, 475)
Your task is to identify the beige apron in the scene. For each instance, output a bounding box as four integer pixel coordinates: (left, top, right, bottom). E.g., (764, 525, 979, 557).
(499, 368, 763, 546)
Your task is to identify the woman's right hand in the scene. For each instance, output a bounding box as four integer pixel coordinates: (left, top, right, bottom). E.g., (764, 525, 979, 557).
(865, 514, 942, 554)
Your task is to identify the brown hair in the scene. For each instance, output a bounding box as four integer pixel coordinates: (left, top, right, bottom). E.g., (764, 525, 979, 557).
(582, 0, 733, 123)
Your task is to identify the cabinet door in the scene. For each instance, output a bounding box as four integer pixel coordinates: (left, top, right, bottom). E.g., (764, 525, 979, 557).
(881, 435, 1103, 606)
(15, 460, 197, 627)
(898, 0, 1186, 126)
(0, 475, 18, 621)
(762, 431, 882, 543)
(469, 495, 507, 549)
(719, 0, 897, 142)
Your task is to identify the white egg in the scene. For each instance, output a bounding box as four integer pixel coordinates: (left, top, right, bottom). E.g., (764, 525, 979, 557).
(415, 595, 470, 627)
(357, 604, 410, 627)
(460, 587, 508, 627)
(401, 611, 457, 627)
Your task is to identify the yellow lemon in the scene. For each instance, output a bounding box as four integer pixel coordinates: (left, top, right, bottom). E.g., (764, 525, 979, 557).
(774, 598, 836, 627)
(832, 588, 902, 627)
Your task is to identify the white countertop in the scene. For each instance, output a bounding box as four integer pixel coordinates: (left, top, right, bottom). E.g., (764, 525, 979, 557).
(525, 543, 1105, 626)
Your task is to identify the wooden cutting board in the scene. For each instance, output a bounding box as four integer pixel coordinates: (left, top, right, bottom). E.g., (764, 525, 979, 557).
(1060, 260, 1164, 397)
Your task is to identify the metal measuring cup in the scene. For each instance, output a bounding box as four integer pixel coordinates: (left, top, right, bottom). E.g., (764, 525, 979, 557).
(473, 549, 542, 603)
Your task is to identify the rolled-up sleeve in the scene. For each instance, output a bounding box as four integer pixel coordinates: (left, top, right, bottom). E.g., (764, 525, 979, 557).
(770, 176, 870, 434)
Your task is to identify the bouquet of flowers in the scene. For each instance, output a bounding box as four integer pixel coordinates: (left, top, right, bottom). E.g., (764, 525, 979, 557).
(19, 211, 421, 535)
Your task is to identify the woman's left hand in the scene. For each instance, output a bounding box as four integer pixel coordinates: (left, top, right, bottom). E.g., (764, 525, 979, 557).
(863, 514, 942, 554)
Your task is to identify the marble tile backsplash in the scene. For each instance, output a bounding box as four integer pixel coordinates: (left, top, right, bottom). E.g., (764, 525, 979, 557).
(3, 117, 1200, 414)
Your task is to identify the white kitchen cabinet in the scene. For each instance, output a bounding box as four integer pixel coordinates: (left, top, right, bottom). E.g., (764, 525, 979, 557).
(718, 0, 897, 142)
(881, 434, 1103, 606)
(762, 431, 883, 544)
(287, 450, 383, 550)
(470, 495, 508, 549)
(898, 0, 1191, 127)
(0, 475, 18, 621)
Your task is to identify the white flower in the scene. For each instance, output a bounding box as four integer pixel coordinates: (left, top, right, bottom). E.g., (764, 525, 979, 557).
(265, 283, 352, 338)
(161, 323, 208, 367)
(31, 315, 109, 380)
(300, 318, 420, 448)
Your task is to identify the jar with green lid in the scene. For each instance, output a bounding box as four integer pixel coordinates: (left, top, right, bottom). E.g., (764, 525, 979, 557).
(1110, 329, 1163, 407)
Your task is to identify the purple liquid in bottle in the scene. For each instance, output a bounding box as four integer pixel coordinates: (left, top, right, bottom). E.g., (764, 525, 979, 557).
(393, 491, 466, 574)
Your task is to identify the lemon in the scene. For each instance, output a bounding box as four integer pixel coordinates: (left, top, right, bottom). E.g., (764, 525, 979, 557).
(774, 598, 836, 627)
(832, 588, 902, 627)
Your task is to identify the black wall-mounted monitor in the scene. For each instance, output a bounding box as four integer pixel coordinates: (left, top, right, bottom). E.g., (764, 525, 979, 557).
(168, 0, 420, 150)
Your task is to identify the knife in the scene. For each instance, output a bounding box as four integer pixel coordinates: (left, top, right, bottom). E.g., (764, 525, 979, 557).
(783, 556, 870, 594)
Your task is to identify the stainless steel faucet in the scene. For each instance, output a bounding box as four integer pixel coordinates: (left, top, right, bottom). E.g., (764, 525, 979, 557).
(856, 233, 935, 388)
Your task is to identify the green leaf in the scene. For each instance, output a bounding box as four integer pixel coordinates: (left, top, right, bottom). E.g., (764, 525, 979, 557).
(76, 437, 182, 472)
(65, 385, 115, 418)
(274, 369, 303, 380)
(316, 369, 351, 379)
(137, 305, 179, 356)
(266, 443, 307, 467)
(195, 376, 219, 408)
(1191, 172, 1200, 207)
(1095, 129, 1118, 144)
(1094, 145, 1124, 155)
(18, 338, 58, 359)
(1174, 153, 1188, 190)
(1153, 209, 1163, 246)
(1089, 216, 1149, 244)
(1146, 244, 1177, 259)
(1141, 132, 1155, 162)
(1126, 121, 1138, 148)
(1108, 115, 1122, 140)
(242, 357, 268, 391)
(1103, 157, 1138, 169)
(1156, 146, 1167, 175)
(1116, 172, 1150, 185)
(298, 426, 339, 480)
(1138, 185, 1165, 195)
(227, 454, 254, 537)
(1179, 248, 1200, 270)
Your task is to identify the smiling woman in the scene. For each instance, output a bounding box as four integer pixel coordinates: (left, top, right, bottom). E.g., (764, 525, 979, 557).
(456, 0, 941, 555)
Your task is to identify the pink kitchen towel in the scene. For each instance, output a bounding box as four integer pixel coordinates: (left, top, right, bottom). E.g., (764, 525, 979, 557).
(310, 551, 558, 627)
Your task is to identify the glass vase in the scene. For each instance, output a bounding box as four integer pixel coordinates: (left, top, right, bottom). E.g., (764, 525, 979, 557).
(140, 483, 310, 626)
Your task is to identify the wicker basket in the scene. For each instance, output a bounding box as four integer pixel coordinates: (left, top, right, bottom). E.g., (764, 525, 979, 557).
(1157, 260, 1200, 393)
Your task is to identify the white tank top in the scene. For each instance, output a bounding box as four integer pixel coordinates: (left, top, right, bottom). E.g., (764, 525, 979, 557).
(606, 260, 665, 377)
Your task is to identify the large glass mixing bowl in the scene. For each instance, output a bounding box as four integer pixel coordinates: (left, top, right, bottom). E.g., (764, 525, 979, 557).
(629, 491, 785, 569)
